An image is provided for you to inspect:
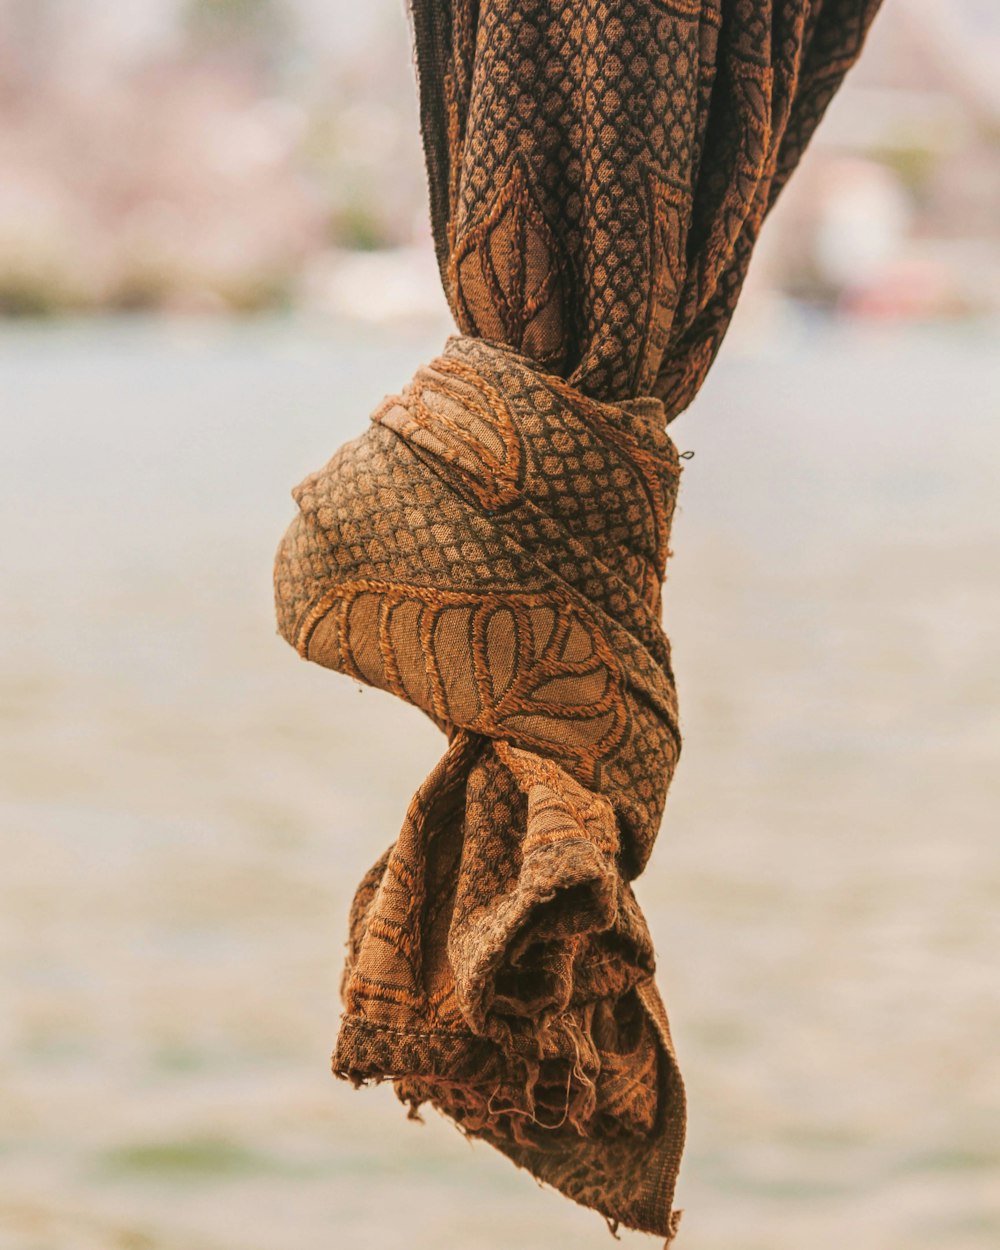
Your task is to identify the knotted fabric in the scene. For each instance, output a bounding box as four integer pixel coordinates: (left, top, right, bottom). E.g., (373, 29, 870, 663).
(274, 0, 882, 1237)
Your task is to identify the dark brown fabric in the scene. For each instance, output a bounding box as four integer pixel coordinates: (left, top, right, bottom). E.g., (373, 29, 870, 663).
(411, 0, 883, 411)
(273, 1, 882, 1238)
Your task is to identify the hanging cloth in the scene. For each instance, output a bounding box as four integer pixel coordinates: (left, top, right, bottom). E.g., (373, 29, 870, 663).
(274, 1, 883, 1237)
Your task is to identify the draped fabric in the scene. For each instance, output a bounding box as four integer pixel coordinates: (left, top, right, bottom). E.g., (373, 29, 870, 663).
(273, 1, 882, 1238)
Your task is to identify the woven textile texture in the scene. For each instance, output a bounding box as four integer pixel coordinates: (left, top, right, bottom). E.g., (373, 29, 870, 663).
(273, 1, 882, 1238)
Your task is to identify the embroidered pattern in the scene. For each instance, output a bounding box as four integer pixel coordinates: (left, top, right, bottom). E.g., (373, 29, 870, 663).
(275, 0, 884, 1235)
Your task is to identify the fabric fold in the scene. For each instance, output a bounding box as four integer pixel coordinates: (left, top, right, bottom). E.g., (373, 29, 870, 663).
(274, 0, 884, 1236)
(275, 336, 686, 1234)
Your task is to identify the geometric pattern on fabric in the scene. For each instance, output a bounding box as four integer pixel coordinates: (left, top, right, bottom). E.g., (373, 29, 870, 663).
(412, 0, 884, 413)
(275, 337, 685, 1234)
(275, 0, 884, 1235)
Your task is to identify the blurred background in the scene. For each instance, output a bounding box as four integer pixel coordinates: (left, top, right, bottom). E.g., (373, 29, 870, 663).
(1, 2, 998, 1249)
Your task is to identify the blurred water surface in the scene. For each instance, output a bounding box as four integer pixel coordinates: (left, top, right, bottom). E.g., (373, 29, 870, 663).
(1, 315, 999, 1250)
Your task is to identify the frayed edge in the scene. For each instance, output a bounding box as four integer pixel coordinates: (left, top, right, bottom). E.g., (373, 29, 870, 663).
(377, 1024, 600, 1148)
(663, 1208, 684, 1246)
(337, 1067, 377, 1092)
(438, 1100, 684, 1245)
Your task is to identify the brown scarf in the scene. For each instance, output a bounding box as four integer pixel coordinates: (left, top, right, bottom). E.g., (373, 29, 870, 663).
(274, 1, 882, 1238)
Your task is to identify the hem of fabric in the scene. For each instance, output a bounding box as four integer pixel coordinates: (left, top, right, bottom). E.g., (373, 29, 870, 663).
(332, 975, 686, 1240)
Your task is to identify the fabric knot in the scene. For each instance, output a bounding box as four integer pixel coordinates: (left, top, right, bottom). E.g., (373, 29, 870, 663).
(275, 0, 885, 1230)
(273, 335, 686, 1233)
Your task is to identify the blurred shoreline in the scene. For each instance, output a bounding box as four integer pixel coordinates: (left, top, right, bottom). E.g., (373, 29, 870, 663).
(1, 0, 999, 322)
